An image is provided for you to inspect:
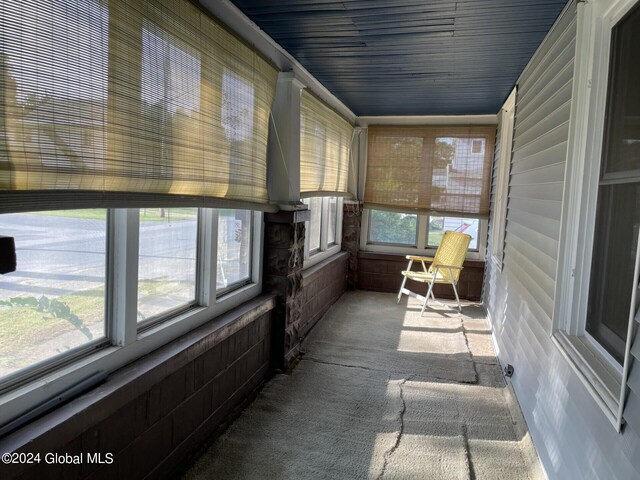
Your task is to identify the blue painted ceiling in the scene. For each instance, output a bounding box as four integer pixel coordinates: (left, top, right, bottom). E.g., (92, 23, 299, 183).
(229, 0, 569, 116)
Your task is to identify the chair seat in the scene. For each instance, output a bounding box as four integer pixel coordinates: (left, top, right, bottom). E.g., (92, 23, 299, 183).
(401, 270, 449, 284)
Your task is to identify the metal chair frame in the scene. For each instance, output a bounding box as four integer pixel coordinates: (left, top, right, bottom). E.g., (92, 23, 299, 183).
(396, 231, 471, 315)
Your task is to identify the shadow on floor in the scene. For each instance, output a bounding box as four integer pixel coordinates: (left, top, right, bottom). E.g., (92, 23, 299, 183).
(183, 291, 543, 480)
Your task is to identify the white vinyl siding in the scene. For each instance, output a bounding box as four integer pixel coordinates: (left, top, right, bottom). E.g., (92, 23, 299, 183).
(484, 1, 640, 478)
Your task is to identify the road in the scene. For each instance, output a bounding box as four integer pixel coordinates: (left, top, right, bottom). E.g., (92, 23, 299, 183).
(0, 213, 197, 302)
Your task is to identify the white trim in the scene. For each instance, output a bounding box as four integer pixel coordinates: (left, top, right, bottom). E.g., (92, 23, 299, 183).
(304, 244, 342, 270)
(199, 208, 218, 307)
(201, 0, 356, 124)
(357, 114, 497, 127)
(484, 309, 506, 376)
(553, 331, 620, 427)
(490, 89, 517, 270)
(111, 209, 139, 347)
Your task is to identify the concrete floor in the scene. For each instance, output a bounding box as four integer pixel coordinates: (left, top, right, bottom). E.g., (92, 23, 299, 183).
(184, 291, 543, 480)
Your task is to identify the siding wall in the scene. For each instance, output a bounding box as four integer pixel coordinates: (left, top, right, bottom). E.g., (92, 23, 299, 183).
(483, 2, 640, 478)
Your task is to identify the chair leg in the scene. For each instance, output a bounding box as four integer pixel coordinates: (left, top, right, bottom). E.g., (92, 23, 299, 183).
(397, 260, 413, 304)
(421, 279, 436, 316)
(451, 281, 462, 312)
(397, 275, 408, 304)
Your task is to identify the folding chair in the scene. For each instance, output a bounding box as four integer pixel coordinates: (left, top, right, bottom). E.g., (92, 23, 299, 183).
(397, 231, 471, 314)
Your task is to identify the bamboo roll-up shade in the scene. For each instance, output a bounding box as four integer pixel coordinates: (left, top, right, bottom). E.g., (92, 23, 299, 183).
(0, 0, 277, 213)
(364, 125, 496, 217)
(300, 90, 354, 197)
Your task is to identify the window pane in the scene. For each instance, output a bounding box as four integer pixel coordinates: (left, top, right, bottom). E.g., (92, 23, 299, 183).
(601, 5, 640, 175)
(305, 197, 322, 253)
(0, 210, 106, 379)
(368, 210, 417, 245)
(587, 184, 640, 363)
(327, 197, 338, 245)
(428, 217, 479, 250)
(137, 208, 198, 322)
(217, 209, 252, 292)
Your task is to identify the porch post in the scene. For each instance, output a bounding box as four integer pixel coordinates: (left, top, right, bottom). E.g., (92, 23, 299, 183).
(263, 209, 309, 372)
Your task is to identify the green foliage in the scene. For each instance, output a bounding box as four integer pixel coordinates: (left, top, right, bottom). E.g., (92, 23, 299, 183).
(370, 210, 417, 244)
(0, 295, 93, 340)
(434, 139, 456, 168)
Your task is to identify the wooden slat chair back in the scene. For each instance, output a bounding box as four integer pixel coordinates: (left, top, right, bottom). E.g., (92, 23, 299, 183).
(397, 231, 471, 314)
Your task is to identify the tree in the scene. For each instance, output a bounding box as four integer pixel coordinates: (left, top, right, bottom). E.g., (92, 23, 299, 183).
(370, 210, 417, 244)
(433, 139, 456, 169)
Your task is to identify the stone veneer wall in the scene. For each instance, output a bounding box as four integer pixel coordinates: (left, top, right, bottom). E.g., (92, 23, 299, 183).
(341, 202, 362, 290)
(0, 296, 275, 480)
(262, 210, 349, 370)
(262, 210, 309, 371)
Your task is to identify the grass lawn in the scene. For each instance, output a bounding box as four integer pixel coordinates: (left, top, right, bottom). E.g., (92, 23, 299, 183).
(0, 277, 189, 373)
(0, 287, 105, 373)
(29, 208, 197, 222)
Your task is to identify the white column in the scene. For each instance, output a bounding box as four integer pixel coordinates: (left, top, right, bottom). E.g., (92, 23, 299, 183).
(267, 72, 305, 208)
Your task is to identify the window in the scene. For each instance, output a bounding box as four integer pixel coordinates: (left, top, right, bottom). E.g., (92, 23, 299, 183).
(364, 209, 483, 257)
(303, 196, 343, 267)
(553, 0, 640, 429)
(587, 185, 639, 363)
(217, 209, 252, 294)
(491, 89, 517, 269)
(365, 125, 495, 217)
(0, 0, 271, 428)
(0, 207, 262, 424)
(428, 217, 479, 250)
(471, 139, 484, 154)
(0, 210, 107, 382)
(305, 197, 323, 255)
(137, 208, 198, 323)
(368, 210, 418, 245)
(585, 3, 640, 364)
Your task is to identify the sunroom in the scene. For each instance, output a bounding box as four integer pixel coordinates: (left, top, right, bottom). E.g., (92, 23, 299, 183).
(0, 0, 639, 479)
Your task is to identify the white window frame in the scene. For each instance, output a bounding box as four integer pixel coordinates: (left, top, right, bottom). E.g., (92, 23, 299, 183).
(360, 209, 487, 261)
(552, 0, 639, 430)
(491, 89, 516, 270)
(303, 196, 344, 269)
(0, 208, 263, 427)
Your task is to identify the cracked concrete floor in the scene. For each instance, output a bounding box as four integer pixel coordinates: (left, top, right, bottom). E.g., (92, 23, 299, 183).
(183, 291, 543, 480)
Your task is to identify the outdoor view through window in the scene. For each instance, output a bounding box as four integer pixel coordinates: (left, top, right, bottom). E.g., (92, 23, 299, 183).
(137, 208, 198, 322)
(0, 211, 107, 379)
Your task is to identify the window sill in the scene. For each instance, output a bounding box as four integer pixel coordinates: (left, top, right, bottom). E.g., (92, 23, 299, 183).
(0, 282, 263, 428)
(303, 244, 342, 270)
(359, 245, 485, 263)
(553, 331, 621, 426)
(0, 294, 277, 451)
